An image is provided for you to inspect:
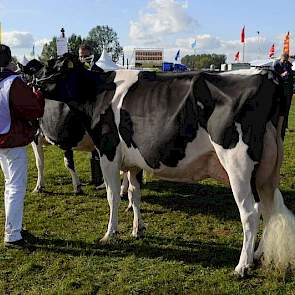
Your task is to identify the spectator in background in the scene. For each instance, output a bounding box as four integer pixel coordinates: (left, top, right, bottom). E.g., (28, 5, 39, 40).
(78, 44, 104, 73)
(0, 44, 44, 249)
(78, 44, 104, 187)
(274, 53, 294, 134)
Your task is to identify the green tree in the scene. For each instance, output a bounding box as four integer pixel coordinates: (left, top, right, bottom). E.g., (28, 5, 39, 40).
(85, 25, 123, 62)
(40, 37, 57, 62)
(181, 54, 227, 70)
(40, 26, 123, 62)
(68, 34, 83, 55)
(40, 34, 84, 62)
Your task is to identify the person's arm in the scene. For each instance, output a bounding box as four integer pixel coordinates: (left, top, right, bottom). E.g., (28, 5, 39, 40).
(9, 77, 45, 119)
(273, 61, 281, 73)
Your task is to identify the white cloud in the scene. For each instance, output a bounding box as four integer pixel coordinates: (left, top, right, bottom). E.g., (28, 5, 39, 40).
(128, 2, 295, 64)
(176, 35, 221, 50)
(128, 1, 286, 63)
(34, 38, 51, 47)
(2, 31, 34, 48)
(129, 0, 198, 45)
(1, 31, 52, 60)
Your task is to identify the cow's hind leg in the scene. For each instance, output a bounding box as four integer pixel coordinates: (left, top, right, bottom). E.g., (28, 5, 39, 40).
(99, 157, 121, 243)
(127, 169, 145, 238)
(31, 140, 45, 193)
(254, 184, 273, 261)
(63, 149, 83, 194)
(120, 172, 129, 199)
(212, 137, 260, 277)
(255, 120, 295, 272)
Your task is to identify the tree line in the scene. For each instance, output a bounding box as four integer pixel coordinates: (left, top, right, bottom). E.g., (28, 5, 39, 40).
(181, 54, 227, 70)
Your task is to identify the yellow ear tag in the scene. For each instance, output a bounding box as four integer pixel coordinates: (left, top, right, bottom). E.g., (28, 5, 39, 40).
(68, 61, 74, 68)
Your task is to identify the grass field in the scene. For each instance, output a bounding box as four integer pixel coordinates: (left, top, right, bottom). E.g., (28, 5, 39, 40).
(0, 100, 295, 294)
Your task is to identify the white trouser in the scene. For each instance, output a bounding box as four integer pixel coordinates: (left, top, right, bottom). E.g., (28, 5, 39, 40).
(0, 146, 27, 242)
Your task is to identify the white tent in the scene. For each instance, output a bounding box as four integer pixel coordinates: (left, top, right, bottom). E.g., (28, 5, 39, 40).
(95, 49, 122, 71)
(20, 55, 30, 66)
(249, 59, 275, 68)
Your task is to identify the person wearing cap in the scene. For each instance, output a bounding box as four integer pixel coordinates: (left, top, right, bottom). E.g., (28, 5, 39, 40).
(274, 53, 294, 134)
(0, 44, 45, 249)
(78, 44, 104, 187)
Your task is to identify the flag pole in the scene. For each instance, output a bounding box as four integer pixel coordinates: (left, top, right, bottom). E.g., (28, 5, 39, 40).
(241, 26, 245, 62)
(0, 22, 2, 44)
(257, 31, 261, 57)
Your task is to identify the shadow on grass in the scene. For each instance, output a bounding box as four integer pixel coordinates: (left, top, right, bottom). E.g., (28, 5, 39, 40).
(23, 231, 239, 269)
(141, 180, 239, 221)
(141, 180, 295, 220)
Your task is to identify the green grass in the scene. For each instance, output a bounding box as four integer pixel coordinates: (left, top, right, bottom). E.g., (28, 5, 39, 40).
(1, 100, 295, 294)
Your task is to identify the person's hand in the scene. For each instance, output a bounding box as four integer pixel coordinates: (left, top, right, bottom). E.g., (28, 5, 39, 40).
(33, 87, 42, 98)
(281, 71, 288, 77)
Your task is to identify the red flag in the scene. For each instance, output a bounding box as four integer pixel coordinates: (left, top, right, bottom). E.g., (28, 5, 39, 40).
(234, 51, 240, 61)
(241, 26, 245, 43)
(268, 44, 275, 58)
(283, 32, 290, 55)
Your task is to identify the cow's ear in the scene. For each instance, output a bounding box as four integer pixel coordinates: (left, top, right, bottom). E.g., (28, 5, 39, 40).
(17, 63, 23, 71)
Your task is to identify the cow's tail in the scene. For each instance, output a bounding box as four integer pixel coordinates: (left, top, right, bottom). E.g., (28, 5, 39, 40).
(261, 116, 295, 273)
(262, 189, 295, 272)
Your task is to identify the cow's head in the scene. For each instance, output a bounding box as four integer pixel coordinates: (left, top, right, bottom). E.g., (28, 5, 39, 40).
(37, 53, 116, 105)
(36, 53, 84, 103)
(18, 59, 44, 83)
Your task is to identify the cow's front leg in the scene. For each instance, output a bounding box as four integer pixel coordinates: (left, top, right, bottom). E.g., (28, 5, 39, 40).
(63, 149, 83, 194)
(127, 169, 145, 238)
(99, 158, 121, 243)
(31, 140, 45, 193)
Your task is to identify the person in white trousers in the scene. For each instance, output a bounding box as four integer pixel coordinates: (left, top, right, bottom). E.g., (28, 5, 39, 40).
(0, 147, 27, 244)
(0, 44, 44, 249)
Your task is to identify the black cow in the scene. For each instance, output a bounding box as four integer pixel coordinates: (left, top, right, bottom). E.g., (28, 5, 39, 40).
(37, 54, 295, 277)
(19, 59, 103, 194)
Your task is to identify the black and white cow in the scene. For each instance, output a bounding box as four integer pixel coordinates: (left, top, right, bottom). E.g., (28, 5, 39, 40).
(19, 59, 102, 194)
(37, 54, 295, 277)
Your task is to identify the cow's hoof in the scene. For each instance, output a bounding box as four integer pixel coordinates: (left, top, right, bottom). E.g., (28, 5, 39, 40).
(95, 183, 106, 190)
(234, 264, 252, 278)
(74, 185, 84, 195)
(132, 225, 146, 239)
(99, 232, 118, 244)
(33, 186, 45, 193)
(125, 204, 133, 212)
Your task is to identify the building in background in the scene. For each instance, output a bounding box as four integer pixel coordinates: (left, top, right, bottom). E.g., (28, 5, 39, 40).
(221, 62, 250, 71)
(134, 48, 163, 69)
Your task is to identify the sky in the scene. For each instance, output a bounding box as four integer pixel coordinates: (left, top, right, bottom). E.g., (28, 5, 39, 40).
(1, 0, 295, 64)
